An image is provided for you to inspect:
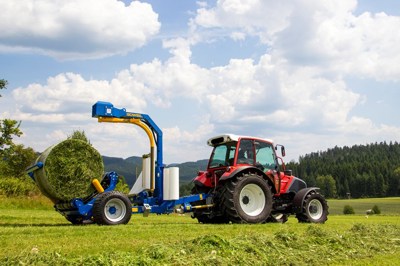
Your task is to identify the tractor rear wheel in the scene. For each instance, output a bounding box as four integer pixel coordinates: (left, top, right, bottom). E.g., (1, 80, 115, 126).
(93, 191, 132, 225)
(221, 173, 272, 223)
(191, 185, 229, 224)
(296, 192, 328, 223)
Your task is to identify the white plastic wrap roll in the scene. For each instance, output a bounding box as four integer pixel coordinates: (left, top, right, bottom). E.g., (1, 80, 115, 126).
(163, 168, 170, 200)
(129, 173, 143, 194)
(168, 167, 180, 200)
(142, 155, 151, 190)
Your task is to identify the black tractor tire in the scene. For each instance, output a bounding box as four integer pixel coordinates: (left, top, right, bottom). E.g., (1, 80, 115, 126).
(191, 185, 229, 224)
(92, 191, 132, 225)
(220, 173, 273, 223)
(296, 192, 328, 223)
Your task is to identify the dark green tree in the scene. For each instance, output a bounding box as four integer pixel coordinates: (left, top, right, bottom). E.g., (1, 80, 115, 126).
(0, 144, 36, 178)
(0, 80, 23, 157)
(316, 175, 337, 198)
(388, 167, 400, 196)
(0, 119, 22, 157)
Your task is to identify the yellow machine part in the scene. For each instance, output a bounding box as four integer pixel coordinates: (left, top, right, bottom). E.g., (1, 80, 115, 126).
(97, 117, 156, 191)
(92, 179, 104, 193)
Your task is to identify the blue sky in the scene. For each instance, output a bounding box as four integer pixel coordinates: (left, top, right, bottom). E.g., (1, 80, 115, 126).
(1, 0, 400, 163)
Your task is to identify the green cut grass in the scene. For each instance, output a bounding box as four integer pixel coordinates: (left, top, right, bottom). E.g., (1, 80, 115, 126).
(0, 197, 399, 265)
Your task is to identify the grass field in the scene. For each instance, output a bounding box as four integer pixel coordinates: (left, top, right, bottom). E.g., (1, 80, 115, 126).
(0, 196, 399, 265)
(327, 197, 400, 215)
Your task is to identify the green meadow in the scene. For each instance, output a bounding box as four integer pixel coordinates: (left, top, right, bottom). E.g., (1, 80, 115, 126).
(0, 196, 399, 265)
(328, 197, 400, 215)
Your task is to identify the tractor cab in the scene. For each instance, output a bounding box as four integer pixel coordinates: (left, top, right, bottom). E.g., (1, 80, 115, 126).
(211, 134, 283, 173)
(194, 134, 287, 192)
(207, 134, 279, 171)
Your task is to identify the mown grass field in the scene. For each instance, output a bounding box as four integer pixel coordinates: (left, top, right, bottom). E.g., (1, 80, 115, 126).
(0, 196, 399, 265)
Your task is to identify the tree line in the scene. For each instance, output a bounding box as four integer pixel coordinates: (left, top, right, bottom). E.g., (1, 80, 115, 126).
(286, 142, 400, 198)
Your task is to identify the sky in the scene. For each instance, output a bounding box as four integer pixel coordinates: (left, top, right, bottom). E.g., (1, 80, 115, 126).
(1, 0, 400, 164)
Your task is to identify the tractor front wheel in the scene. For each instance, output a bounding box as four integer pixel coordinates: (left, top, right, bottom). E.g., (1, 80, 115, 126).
(296, 192, 328, 223)
(221, 173, 272, 223)
(93, 191, 132, 225)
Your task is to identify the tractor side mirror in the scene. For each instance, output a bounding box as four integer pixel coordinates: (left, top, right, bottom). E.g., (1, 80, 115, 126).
(281, 146, 285, 157)
(275, 144, 285, 157)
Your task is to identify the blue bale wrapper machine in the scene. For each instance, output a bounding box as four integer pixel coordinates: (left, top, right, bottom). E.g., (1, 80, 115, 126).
(26, 101, 209, 225)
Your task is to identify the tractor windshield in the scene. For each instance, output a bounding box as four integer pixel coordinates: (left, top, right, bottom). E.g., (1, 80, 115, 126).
(209, 142, 237, 168)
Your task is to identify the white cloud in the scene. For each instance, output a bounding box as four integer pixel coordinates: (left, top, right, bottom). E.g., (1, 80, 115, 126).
(8, 38, 365, 160)
(0, 0, 160, 59)
(194, 0, 291, 38)
(193, 0, 400, 81)
(163, 115, 215, 162)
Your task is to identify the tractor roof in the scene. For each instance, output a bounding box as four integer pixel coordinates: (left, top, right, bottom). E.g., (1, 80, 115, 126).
(207, 134, 274, 147)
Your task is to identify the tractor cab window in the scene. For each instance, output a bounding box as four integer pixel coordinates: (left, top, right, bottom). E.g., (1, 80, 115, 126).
(209, 142, 236, 168)
(255, 141, 277, 171)
(237, 139, 255, 165)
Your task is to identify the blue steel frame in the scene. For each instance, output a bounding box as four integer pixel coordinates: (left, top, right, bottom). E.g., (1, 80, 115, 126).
(72, 172, 119, 219)
(92, 101, 164, 202)
(92, 101, 207, 214)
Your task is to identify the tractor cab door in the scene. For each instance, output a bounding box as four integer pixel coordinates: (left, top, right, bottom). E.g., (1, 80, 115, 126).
(237, 139, 277, 170)
(237, 139, 281, 192)
(254, 141, 278, 171)
(254, 141, 281, 193)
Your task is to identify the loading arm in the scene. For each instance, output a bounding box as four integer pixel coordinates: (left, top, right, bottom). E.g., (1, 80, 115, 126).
(92, 101, 164, 199)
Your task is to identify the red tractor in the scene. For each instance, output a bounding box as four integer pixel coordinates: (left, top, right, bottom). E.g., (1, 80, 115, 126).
(191, 134, 328, 224)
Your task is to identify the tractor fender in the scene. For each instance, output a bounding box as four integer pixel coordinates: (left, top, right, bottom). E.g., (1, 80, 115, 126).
(219, 166, 276, 194)
(292, 187, 321, 213)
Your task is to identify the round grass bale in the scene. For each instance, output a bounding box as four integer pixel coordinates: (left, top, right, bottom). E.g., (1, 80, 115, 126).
(34, 139, 104, 203)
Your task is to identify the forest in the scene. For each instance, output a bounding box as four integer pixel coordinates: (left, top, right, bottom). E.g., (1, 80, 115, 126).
(286, 142, 400, 198)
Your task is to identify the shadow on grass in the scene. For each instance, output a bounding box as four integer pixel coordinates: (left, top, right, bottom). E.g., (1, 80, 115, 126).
(0, 223, 90, 227)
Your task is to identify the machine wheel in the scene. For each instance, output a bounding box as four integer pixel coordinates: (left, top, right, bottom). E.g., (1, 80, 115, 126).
(221, 173, 272, 223)
(93, 191, 132, 225)
(296, 192, 328, 223)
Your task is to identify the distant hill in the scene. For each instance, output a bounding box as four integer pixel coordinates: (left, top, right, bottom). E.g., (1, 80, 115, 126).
(103, 156, 208, 188)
